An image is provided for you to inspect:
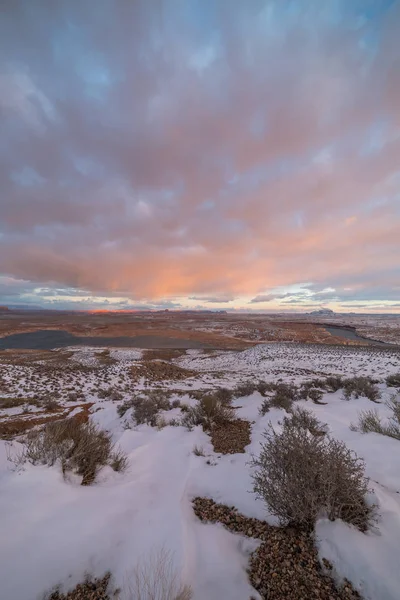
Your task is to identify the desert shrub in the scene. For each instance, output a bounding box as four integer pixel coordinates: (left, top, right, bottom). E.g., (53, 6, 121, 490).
(386, 373, 400, 388)
(22, 419, 127, 484)
(387, 396, 400, 423)
(181, 394, 234, 431)
(283, 407, 327, 436)
(132, 391, 172, 426)
(117, 396, 141, 418)
(251, 422, 374, 531)
(307, 388, 325, 403)
(343, 377, 381, 402)
(259, 397, 271, 416)
(156, 416, 168, 430)
(124, 548, 192, 600)
(214, 387, 233, 405)
(256, 380, 274, 396)
(110, 447, 129, 472)
(353, 409, 385, 435)
(269, 383, 298, 412)
(171, 399, 181, 409)
(98, 387, 113, 399)
(109, 389, 123, 402)
(43, 398, 61, 411)
(180, 403, 189, 413)
(300, 377, 343, 400)
(146, 390, 172, 411)
(234, 381, 257, 398)
(133, 398, 159, 427)
(353, 401, 400, 441)
(0, 397, 26, 409)
(325, 376, 343, 392)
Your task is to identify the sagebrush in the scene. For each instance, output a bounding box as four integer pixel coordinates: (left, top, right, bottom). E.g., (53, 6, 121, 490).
(282, 406, 327, 436)
(251, 421, 374, 530)
(15, 418, 127, 484)
(181, 394, 234, 431)
(343, 377, 381, 402)
(352, 399, 400, 441)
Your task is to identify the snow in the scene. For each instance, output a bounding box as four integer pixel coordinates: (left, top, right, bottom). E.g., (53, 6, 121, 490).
(1, 342, 400, 599)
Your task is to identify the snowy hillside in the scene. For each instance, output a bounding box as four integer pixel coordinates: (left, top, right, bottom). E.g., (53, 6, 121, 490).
(0, 343, 400, 600)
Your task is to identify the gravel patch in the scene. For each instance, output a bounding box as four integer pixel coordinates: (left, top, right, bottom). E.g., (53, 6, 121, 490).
(210, 418, 251, 454)
(193, 497, 362, 600)
(46, 573, 112, 600)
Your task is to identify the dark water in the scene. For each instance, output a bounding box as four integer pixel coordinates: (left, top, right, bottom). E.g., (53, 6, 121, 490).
(324, 325, 390, 347)
(0, 330, 210, 350)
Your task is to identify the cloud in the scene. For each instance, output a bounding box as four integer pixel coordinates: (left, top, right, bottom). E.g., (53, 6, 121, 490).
(0, 1, 400, 309)
(189, 295, 235, 303)
(250, 294, 277, 303)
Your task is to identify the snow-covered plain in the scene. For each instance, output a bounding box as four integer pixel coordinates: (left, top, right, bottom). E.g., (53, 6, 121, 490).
(0, 342, 400, 600)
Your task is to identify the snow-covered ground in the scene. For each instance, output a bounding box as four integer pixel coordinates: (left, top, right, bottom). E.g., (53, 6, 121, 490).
(1, 343, 400, 600)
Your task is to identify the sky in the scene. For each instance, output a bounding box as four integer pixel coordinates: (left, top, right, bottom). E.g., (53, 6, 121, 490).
(1, 0, 400, 313)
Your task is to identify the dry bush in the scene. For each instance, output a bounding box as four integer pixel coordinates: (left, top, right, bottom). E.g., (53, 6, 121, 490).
(117, 397, 141, 418)
(256, 380, 274, 396)
(110, 447, 129, 472)
(325, 376, 344, 392)
(353, 401, 400, 441)
(171, 399, 181, 409)
(124, 548, 192, 600)
(299, 376, 343, 400)
(283, 406, 327, 436)
(251, 422, 374, 531)
(307, 388, 324, 403)
(343, 377, 381, 402)
(387, 396, 400, 423)
(214, 387, 233, 405)
(181, 394, 235, 431)
(234, 381, 257, 398)
(21, 419, 127, 484)
(132, 391, 172, 427)
(146, 390, 172, 410)
(386, 373, 400, 388)
(259, 397, 271, 415)
(269, 383, 298, 412)
(0, 397, 26, 409)
(43, 398, 61, 412)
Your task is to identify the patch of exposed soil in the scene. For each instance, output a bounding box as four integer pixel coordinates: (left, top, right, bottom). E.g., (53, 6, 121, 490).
(210, 418, 251, 454)
(131, 360, 196, 383)
(193, 498, 361, 600)
(143, 348, 188, 361)
(0, 402, 94, 439)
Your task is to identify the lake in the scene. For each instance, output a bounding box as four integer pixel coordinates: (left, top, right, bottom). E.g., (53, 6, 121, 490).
(0, 330, 210, 350)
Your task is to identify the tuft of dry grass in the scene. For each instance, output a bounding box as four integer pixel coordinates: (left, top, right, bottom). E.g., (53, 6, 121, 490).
(352, 398, 400, 441)
(123, 548, 192, 600)
(10, 418, 128, 484)
(386, 373, 400, 388)
(193, 445, 205, 456)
